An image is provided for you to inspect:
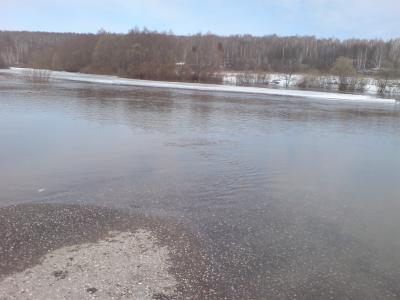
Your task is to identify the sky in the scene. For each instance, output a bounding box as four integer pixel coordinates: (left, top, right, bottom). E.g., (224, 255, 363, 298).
(1, 0, 399, 40)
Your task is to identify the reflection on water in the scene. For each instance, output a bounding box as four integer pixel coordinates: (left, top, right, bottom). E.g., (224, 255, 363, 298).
(1, 78, 400, 298)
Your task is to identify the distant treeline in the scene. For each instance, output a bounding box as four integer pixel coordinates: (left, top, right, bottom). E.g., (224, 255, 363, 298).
(1, 29, 400, 82)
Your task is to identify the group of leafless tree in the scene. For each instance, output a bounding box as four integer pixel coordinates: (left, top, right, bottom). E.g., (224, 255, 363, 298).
(1, 29, 400, 85)
(22, 68, 51, 83)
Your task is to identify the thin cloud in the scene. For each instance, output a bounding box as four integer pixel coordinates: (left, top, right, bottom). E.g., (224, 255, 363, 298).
(0, 0, 399, 39)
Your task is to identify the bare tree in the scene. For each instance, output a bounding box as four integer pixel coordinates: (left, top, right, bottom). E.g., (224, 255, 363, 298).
(23, 68, 52, 83)
(283, 60, 297, 88)
(1, 30, 399, 84)
(331, 57, 357, 91)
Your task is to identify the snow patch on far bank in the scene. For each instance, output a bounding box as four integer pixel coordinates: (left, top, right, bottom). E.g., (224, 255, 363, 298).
(2, 68, 398, 104)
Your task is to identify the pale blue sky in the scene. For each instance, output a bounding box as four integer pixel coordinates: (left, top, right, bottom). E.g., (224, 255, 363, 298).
(1, 0, 399, 39)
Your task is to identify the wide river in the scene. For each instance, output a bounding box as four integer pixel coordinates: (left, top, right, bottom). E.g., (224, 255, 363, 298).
(1, 75, 400, 299)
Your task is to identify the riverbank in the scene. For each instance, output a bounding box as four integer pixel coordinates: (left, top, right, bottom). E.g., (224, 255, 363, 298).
(1, 68, 398, 104)
(0, 204, 216, 299)
(223, 72, 400, 96)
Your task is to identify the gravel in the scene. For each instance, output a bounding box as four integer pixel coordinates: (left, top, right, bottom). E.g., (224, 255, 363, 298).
(0, 204, 216, 300)
(0, 230, 177, 299)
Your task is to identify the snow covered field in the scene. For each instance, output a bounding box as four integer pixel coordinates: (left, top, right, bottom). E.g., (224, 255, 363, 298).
(223, 72, 400, 96)
(1, 68, 398, 104)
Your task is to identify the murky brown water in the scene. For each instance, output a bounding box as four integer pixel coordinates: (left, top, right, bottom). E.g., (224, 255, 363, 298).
(1, 77, 400, 299)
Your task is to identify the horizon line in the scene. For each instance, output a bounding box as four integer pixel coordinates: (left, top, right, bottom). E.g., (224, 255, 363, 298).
(1, 28, 399, 42)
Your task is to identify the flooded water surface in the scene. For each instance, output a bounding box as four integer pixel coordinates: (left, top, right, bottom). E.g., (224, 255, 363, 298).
(1, 77, 400, 299)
